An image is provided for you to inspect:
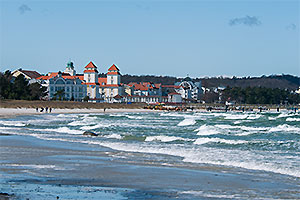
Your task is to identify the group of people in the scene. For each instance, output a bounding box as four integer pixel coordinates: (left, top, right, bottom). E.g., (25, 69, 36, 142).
(36, 107, 52, 113)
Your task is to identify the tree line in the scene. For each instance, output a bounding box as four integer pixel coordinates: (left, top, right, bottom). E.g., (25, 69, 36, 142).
(222, 86, 300, 105)
(121, 74, 299, 90)
(0, 70, 47, 100)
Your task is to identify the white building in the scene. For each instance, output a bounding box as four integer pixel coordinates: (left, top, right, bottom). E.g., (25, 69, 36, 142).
(175, 77, 202, 102)
(12, 69, 41, 84)
(99, 64, 124, 103)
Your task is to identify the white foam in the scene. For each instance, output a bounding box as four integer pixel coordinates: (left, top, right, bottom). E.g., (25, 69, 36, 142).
(145, 135, 188, 142)
(194, 137, 248, 145)
(269, 124, 300, 133)
(104, 133, 123, 139)
(247, 114, 262, 120)
(0, 120, 26, 127)
(239, 126, 269, 131)
(178, 118, 196, 126)
(160, 113, 186, 117)
(80, 124, 110, 130)
(286, 118, 300, 122)
(3, 164, 64, 170)
(125, 115, 143, 119)
(179, 191, 239, 199)
(41, 127, 84, 135)
(224, 114, 248, 120)
(214, 124, 237, 129)
(195, 125, 220, 136)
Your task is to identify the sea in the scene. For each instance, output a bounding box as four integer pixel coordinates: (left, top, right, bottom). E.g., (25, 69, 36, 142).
(0, 110, 300, 199)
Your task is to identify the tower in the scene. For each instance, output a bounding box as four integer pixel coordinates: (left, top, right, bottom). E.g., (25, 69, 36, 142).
(64, 61, 76, 76)
(84, 61, 99, 83)
(107, 64, 120, 85)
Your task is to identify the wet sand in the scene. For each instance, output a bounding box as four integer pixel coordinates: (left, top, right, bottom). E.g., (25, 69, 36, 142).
(1, 135, 299, 199)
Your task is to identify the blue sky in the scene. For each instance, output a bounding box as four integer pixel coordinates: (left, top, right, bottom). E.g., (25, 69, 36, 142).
(0, 0, 299, 78)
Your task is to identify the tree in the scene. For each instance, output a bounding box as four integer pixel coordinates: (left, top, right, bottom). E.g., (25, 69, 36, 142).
(53, 90, 65, 101)
(29, 82, 47, 100)
(83, 96, 89, 102)
(13, 74, 30, 100)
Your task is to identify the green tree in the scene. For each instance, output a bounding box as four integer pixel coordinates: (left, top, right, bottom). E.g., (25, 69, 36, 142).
(29, 82, 47, 100)
(53, 89, 65, 101)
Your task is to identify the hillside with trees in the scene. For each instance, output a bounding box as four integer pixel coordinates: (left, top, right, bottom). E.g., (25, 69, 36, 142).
(121, 74, 300, 90)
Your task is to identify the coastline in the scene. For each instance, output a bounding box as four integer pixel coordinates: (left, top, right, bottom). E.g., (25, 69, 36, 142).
(1, 135, 299, 199)
(0, 100, 296, 119)
(0, 107, 161, 119)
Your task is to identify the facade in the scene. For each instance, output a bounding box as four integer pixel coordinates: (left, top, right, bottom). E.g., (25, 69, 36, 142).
(168, 92, 182, 103)
(33, 61, 202, 104)
(175, 77, 202, 102)
(99, 64, 123, 103)
(83, 62, 100, 100)
(37, 63, 86, 101)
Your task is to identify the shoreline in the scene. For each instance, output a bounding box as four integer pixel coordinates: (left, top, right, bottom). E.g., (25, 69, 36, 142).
(1, 135, 299, 199)
(0, 107, 162, 119)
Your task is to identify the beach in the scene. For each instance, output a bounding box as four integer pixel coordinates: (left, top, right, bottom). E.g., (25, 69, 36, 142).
(1, 107, 300, 199)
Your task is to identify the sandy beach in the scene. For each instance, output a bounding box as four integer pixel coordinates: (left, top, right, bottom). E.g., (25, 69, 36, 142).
(1, 135, 299, 199)
(0, 107, 160, 118)
(1, 104, 299, 199)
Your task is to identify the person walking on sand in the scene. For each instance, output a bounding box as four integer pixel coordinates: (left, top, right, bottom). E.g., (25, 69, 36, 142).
(45, 107, 48, 112)
(40, 107, 44, 112)
(36, 108, 38, 112)
(49, 107, 52, 113)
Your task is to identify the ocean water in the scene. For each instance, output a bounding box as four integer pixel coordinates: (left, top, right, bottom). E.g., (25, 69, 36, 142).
(1, 110, 300, 198)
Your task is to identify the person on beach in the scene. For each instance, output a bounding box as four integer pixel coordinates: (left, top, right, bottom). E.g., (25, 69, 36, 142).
(49, 108, 52, 113)
(36, 108, 38, 112)
(45, 107, 48, 112)
(40, 107, 44, 112)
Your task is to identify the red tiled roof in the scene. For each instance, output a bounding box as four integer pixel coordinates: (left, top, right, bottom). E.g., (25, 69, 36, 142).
(100, 84, 120, 88)
(155, 83, 161, 88)
(162, 85, 181, 89)
(75, 75, 84, 80)
(84, 61, 98, 69)
(84, 69, 98, 73)
(83, 83, 99, 85)
(107, 71, 120, 75)
(37, 72, 84, 81)
(108, 64, 119, 71)
(133, 84, 148, 91)
(98, 77, 107, 85)
(37, 76, 50, 80)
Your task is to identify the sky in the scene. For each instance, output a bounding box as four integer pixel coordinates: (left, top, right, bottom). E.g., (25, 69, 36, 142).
(0, 0, 299, 78)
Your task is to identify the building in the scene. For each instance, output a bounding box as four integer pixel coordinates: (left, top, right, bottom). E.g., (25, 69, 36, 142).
(168, 92, 182, 103)
(175, 77, 202, 102)
(37, 62, 87, 101)
(12, 69, 41, 84)
(83, 61, 101, 101)
(99, 64, 124, 103)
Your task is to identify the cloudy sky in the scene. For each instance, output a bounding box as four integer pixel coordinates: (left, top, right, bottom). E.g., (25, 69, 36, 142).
(0, 0, 299, 78)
